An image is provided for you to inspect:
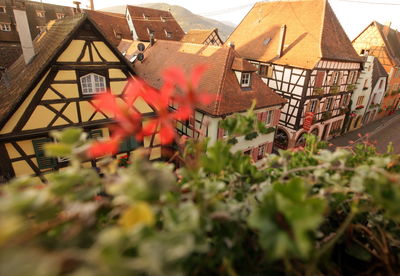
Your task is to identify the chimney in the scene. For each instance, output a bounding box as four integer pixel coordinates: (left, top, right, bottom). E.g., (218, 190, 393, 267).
(383, 21, 392, 36)
(89, 0, 94, 11)
(228, 41, 235, 49)
(73, 1, 81, 14)
(277, 24, 287, 58)
(13, 5, 36, 64)
(149, 32, 155, 46)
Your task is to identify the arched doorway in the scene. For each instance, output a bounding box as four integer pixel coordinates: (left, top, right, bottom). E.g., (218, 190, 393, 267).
(310, 127, 319, 137)
(274, 128, 289, 150)
(295, 132, 307, 147)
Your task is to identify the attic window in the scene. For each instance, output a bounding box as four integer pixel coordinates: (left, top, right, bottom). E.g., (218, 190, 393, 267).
(241, 73, 251, 88)
(164, 29, 172, 38)
(0, 23, 11, 31)
(258, 64, 273, 78)
(263, 37, 271, 46)
(56, 13, 64, 19)
(160, 16, 166, 22)
(143, 14, 149, 20)
(80, 73, 106, 95)
(147, 28, 154, 35)
(0, 6, 6, 13)
(36, 10, 45, 17)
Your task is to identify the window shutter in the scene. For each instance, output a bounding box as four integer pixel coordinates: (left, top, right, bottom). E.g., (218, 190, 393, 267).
(273, 109, 281, 126)
(32, 138, 56, 170)
(267, 142, 273, 154)
(261, 111, 267, 123)
(257, 112, 263, 121)
(251, 147, 258, 162)
(315, 71, 325, 88)
(217, 128, 224, 139)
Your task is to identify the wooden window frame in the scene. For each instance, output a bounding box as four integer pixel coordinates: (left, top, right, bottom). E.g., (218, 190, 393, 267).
(356, 96, 364, 106)
(309, 99, 318, 113)
(240, 72, 251, 88)
(325, 97, 334, 111)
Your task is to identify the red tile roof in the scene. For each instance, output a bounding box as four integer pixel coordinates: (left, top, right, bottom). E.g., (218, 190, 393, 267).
(133, 40, 286, 116)
(227, 0, 362, 69)
(375, 22, 400, 66)
(232, 57, 258, 72)
(126, 5, 185, 42)
(117, 39, 150, 61)
(86, 10, 132, 46)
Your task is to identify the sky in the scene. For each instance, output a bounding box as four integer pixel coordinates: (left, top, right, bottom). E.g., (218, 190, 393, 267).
(40, 0, 400, 39)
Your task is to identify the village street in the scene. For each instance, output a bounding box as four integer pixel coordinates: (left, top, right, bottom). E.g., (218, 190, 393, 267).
(330, 111, 400, 153)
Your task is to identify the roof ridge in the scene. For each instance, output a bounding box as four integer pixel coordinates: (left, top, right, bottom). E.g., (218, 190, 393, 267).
(318, 0, 327, 61)
(214, 46, 233, 115)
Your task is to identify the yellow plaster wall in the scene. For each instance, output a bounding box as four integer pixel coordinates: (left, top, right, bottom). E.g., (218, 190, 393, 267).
(52, 84, 79, 98)
(150, 147, 161, 160)
(134, 97, 154, 113)
(110, 81, 127, 95)
(81, 45, 91, 62)
(42, 88, 61, 100)
(53, 117, 70, 127)
(0, 71, 50, 134)
(5, 143, 20, 159)
(57, 40, 85, 62)
(92, 45, 102, 62)
(54, 70, 76, 81)
(18, 140, 35, 155)
(63, 104, 79, 123)
(23, 106, 55, 130)
(93, 41, 119, 62)
(80, 101, 95, 122)
(13, 160, 36, 176)
(109, 69, 126, 79)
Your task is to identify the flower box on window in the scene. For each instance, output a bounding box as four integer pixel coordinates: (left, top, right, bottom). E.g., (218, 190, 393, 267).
(346, 84, 356, 91)
(355, 105, 364, 110)
(330, 85, 340, 94)
(321, 111, 332, 121)
(313, 87, 324, 96)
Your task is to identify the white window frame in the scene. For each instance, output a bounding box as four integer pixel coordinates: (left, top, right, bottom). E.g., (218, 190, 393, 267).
(240, 72, 251, 88)
(309, 99, 318, 113)
(0, 23, 11, 31)
(36, 10, 45, 17)
(56, 13, 64, 19)
(147, 28, 154, 35)
(80, 73, 107, 95)
(164, 29, 172, 38)
(265, 110, 274, 125)
(143, 13, 149, 20)
(160, 16, 166, 22)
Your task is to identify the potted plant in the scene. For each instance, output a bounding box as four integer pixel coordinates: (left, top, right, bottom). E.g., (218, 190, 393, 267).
(346, 84, 356, 91)
(313, 87, 324, 96)
(330, 85, 340, 94)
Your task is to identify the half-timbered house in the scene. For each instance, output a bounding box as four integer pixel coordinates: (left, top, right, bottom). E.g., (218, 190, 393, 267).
(226, 0, 363, 149)
(125, 5, 185, 42)
(347, 55, 388, 131)
(133, 40, 286, 165)
(352, 21, 400, 119)
(180, 28, 223, 46)
(0, 12, 160, 182)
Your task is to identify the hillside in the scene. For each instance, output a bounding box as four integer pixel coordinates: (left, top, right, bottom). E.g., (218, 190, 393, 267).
(100, 3, 234, 41)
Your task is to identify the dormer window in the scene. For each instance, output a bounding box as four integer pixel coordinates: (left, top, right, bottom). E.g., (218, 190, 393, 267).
(160, 16, 166, 22)
(164, 29, 172, 38)
(147, 28, 154, 35)
(36, 10, 45, 17)
(241, 73, 251, 88)
(0, 23, 11, 32)
(0, 6, 6, 13)
(56, 13, 64, 19)
(143, 14, 149, 20)
(80, 73, 106, 95)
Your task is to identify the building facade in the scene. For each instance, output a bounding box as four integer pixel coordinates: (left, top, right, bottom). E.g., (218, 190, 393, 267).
(132, 40, 286, 165)
(226, 0, 363, 149)
(0, 13, 160, 182)
(352, 21, 400, 119)
(180, 28, 223, 46)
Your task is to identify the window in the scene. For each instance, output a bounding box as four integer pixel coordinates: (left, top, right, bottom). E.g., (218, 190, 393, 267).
(371, 94, 377, 105)
(160, 16, 166, 22)
(356, 96, 364, 106)
(119, 136, 140, 153)
(265, 110, 274, 125)
(0, 23, 11, 31)
(147, 28, 154, 35)
(243, 149, 251, 156)
(341, 94, 350, 106)
(363, 79, 368, 89)
(0, 6, 6, 13)
(257, 144, 265, 160)
(56, 13, 64, 19)
(309, 99, 318, 113)
(164, 29, 172, 38)
(348, 71, 354, 84)
(379, 79, 385, 89)
(240, 73, 251, 88)
(143, 14, 149, 20)
(259, 64, 268, 77)
(32, 138, 56, 170)
(325, 97, 334, 111)
(36, 10, 45, 17)
(80, 73, 106, 95)
(330, 71, 339, 85)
